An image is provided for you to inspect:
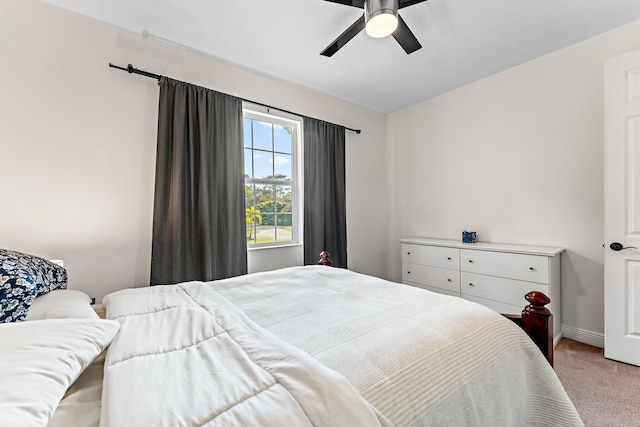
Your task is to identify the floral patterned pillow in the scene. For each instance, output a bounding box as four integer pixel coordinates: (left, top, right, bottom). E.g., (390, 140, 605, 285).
(0, 268, 37, 323)
(0, 249, 67, 297)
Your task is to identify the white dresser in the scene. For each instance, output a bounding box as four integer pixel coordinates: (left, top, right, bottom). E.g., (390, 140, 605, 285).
(400, 237, 564, 339)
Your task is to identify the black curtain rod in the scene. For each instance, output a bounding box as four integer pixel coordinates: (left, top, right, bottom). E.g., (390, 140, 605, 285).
(109, 63, 362, 134)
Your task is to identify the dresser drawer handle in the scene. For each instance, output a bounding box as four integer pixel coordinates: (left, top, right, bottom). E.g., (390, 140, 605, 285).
(407, 271, 411, 274)
(407, 252, 411, 255)
(447, 279, 452, 282)
(468, 283, 475, 286)
(529, 267, 535, 271)
(468, 260, 474, 263)
(447, 257, 452, 260)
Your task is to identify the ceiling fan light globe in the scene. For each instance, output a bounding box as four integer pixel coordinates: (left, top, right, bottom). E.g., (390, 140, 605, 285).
(365, 13, 398, 38)
(364, 0, 399, 38)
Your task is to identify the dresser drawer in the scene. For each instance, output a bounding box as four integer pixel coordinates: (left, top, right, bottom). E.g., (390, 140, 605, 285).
(460, 295, 524, 316)
(460, 272, 549, 308)
(402, 263, 460, 294)
(402, 244, 459, 270)
(460, 249, 549, 284)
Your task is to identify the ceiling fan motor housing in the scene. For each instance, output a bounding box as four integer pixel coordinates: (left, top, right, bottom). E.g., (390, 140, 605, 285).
(365, 0, 399, 17)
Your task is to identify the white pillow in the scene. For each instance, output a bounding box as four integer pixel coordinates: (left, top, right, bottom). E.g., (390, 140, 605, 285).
(25, 290, 98, 321)
(0, 318, 120, 426)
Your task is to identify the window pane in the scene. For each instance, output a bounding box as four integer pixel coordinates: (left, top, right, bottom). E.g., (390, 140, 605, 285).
(261, 213, 275, 226)
(243, 118, 252, 148)
(253, 150, 273, 179)
(254, 184, 274, 210)
(273, 153, 292, 180)
(276, 185, 292, 213)
(252, 120, 272, 151)
(245, 184, 257, 244)
(275, 212, 292, 242)
(274, 125, 292, 154)
(276, 223, 292, 242)
(254, 185, 274, 244)
(276, 213, 292, 227)
(245, 215, 257, 244)
(245, 184, 255, 210)
(257, 215, 276, 244)
(244, 149, 253, 178)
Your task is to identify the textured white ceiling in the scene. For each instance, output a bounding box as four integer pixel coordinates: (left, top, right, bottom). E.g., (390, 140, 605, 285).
(42, 0, 640, 113)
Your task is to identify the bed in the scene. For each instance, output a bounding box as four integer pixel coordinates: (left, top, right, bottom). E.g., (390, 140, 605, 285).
(1, 253, 584, 426)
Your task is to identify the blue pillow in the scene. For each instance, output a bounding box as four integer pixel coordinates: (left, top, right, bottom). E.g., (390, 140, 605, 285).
(0, 268, 37, 323)
(0, 249, 67, 297)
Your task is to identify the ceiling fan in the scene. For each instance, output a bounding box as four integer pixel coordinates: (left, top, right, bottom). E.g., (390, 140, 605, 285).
(320, 0, 428, 57)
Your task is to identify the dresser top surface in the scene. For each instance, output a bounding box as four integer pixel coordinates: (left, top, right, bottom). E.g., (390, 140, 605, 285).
(399, 237, 565, 256)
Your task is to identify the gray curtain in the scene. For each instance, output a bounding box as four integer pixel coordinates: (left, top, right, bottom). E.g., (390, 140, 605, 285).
(303, 117, 347, 268)
(151, 77, 247, 285)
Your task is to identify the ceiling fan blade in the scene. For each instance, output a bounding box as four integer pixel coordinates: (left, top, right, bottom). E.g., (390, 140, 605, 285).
(392, 15, 422, 54)
(320, 16, 366, 57)
(398, 0, 428, 8)
(322, 0, 365, 8)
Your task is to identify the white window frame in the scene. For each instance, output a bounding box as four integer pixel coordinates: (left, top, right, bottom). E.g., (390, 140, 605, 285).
(243, 104, 303, 250)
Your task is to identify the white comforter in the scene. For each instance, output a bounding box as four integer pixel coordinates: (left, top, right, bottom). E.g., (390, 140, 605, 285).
(100, 279, 387, 427)
(101, 266, 583, 426)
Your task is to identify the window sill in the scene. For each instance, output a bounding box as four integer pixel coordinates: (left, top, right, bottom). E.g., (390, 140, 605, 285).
(248, 243, 303, 252)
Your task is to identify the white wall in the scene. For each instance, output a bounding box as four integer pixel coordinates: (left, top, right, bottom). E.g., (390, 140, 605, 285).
(0, 0, 388, 301)
(386, 19, 640, 344)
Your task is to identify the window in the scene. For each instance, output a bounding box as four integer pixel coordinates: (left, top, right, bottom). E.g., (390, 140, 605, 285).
(243, 107, 302, 248)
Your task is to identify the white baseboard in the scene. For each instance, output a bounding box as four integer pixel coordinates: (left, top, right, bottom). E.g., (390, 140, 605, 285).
(553, 331, 563, 348)
(561, 324, 604, 348)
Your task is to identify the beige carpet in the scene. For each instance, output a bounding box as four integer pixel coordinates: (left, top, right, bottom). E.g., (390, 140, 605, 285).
(554, 339, 640, 427)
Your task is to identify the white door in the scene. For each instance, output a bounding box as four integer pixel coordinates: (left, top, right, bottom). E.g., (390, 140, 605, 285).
(604, 49, 640, 366)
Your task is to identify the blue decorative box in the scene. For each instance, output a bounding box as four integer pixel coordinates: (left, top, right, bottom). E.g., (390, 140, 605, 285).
(462, 231, 477, 243)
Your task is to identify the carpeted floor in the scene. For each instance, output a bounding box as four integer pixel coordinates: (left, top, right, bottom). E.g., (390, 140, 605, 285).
(554, 338, 640, 427)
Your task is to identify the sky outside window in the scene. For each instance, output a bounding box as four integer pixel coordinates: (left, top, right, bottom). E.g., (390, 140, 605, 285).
(245, 119, 292, 180)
